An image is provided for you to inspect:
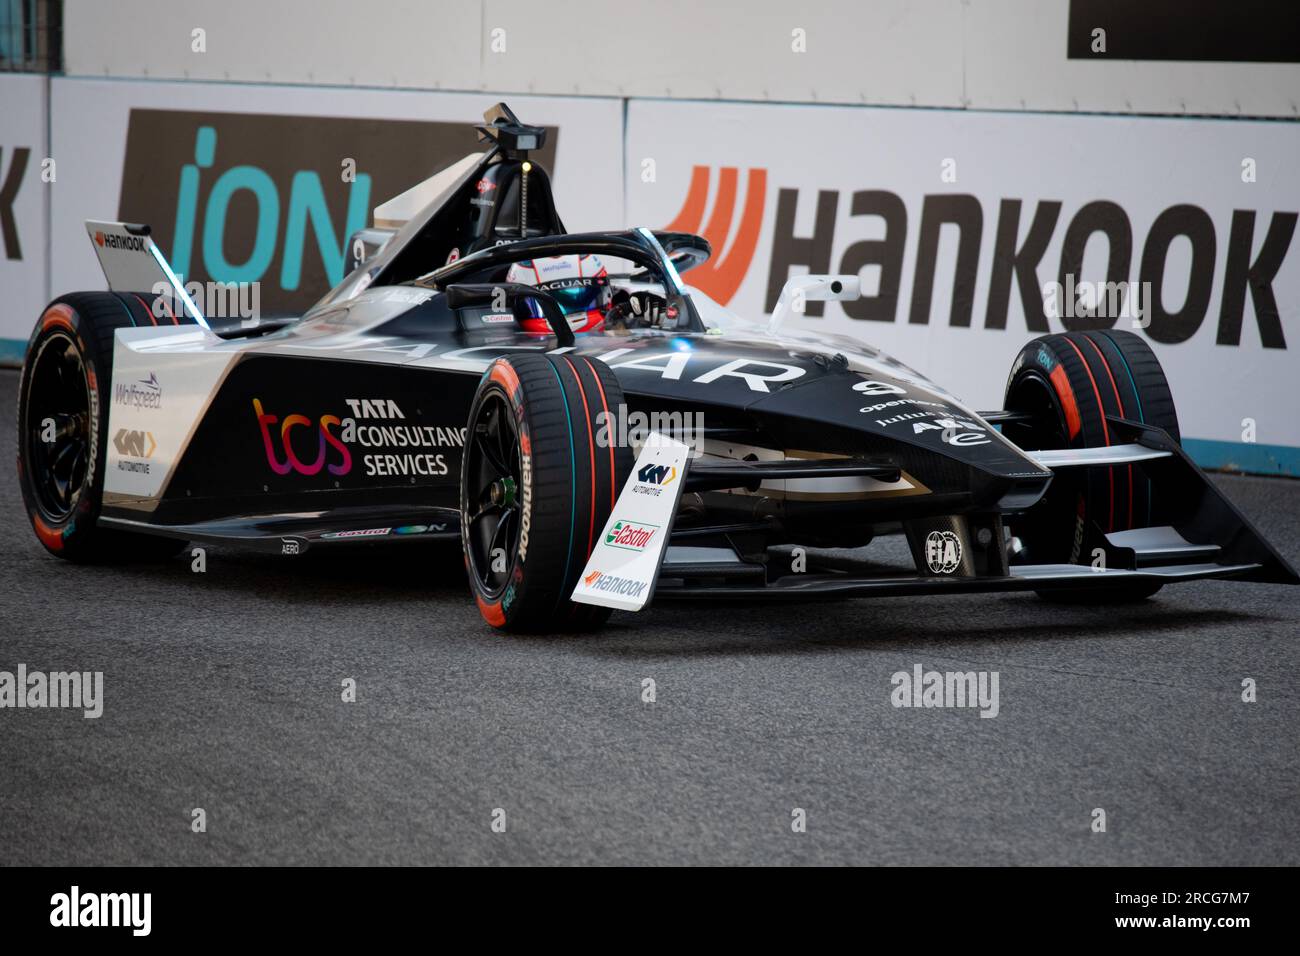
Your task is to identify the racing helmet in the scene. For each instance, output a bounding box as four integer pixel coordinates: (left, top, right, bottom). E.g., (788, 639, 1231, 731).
(505, 254, 610, 333)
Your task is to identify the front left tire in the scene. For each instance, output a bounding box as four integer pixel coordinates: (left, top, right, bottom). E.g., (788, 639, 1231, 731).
(461, 353, 632, 632)
(1003, 328, 1180, 602)
(17, 293, 188, 562)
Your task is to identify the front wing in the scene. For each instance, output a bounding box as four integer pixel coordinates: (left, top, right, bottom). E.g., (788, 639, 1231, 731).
(579, 419, 1298, 607)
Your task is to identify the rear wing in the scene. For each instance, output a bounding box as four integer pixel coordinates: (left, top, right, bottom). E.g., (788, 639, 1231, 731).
(85, 220, 208, 328)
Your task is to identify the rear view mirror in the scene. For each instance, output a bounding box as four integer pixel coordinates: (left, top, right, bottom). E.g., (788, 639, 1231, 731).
(445, 282, 575, 346)
(768, 274, 862, 335)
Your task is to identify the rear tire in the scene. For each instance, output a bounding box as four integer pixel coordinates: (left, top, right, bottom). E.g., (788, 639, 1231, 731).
(461, 353, 632, 632)
(1004, 329, 1179, 603)
(17, 293, 190, 562)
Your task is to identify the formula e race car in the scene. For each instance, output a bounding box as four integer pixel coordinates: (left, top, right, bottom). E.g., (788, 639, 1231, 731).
(17, 104, 1297, 631)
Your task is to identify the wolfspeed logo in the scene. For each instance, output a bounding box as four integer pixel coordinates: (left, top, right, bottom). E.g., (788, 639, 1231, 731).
(582, 571, 649, 598)
(114, 372, 162, 410)
(94, 230, 147, 252)
(605, 520, 657, 551)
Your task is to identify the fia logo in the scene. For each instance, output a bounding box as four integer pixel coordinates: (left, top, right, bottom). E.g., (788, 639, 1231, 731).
(925, 530, 963, 574)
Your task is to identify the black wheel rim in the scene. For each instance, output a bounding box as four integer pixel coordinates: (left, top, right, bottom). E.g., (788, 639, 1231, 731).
(1006, 371, 1081, 563)
(464, 390, 522, 598)
(25, 331, 93, 522)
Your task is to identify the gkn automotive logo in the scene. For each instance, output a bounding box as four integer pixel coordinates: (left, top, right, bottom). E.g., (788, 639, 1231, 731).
(635, 462, 678, 497)
(638, 462, 678, 485)
(664, 164, 1293, 348)
(113, 429, 156, 474)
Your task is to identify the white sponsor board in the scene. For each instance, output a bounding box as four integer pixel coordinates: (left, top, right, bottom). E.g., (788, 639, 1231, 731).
(0, 74, 48, 361)
(625, 99, 1300, 474)
(105, 327, 236, 501)
(572, 435, 690, 612)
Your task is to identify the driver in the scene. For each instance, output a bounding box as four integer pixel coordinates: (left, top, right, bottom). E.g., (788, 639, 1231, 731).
(506, 254, 611, 333)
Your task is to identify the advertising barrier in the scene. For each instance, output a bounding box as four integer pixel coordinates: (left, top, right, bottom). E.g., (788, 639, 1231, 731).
(0, 74, 49, 363)
(4, 76, 1296, 474)
(47, 79, 623, 315)
(626, 99, 1300, 474)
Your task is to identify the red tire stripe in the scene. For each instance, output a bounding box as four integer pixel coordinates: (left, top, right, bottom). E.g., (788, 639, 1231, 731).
(158, 295, 179, 325)
(1081, 334, 1134, 530)
(130, 293, 158, 326)
(1060, 336, 1113, 532)
(562, 356, 598, 559)
(584, 357, 617, 511)
(1048, 364, 1082, 441)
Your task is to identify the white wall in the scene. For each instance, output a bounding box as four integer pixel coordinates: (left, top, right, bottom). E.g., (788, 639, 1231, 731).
(64, 0, 1300, 118)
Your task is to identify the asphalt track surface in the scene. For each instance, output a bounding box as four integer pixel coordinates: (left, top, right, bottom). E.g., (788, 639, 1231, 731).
(1, 367, 1297, 866)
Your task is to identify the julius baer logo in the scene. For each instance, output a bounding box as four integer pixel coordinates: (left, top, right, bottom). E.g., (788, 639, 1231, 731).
(118, 111, 499, 312)
(667, 165, 1294, 349)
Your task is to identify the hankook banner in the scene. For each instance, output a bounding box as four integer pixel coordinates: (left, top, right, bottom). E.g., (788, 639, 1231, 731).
(626, 99, 1300, 474)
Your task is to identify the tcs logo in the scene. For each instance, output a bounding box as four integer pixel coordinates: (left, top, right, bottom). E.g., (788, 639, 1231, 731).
(253, 398, 352, 476)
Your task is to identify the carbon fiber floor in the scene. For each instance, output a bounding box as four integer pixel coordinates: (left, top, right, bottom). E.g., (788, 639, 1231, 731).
(1, 368, 1297, 865)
